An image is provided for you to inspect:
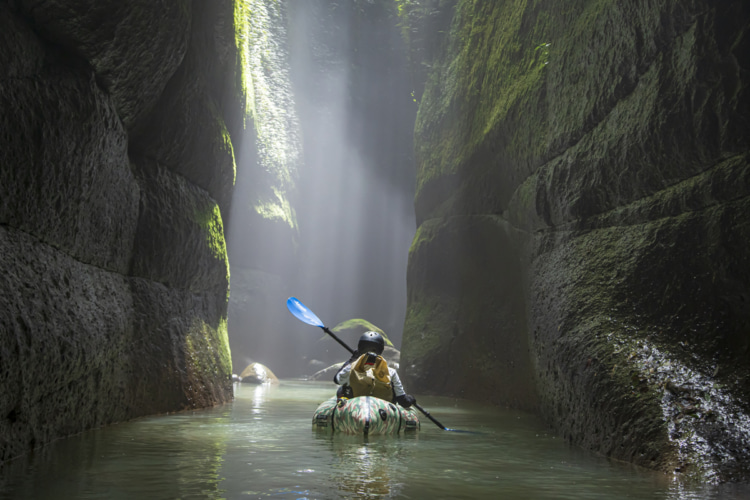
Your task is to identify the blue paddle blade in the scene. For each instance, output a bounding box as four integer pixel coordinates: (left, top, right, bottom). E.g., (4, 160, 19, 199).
(286, 297, 325, 328)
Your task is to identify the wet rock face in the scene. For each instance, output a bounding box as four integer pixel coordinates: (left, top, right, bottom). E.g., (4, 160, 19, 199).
(401, 0, 750, 481)
(0, 0, 240, 463)
(18, 0, 192, 132)
(403, 215, 538, 410)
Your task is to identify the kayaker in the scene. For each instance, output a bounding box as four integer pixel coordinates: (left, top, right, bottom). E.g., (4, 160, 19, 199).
(333, 331, 417, 408)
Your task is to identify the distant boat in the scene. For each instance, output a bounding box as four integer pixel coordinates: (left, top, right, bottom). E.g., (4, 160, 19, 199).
(313, 396, 420, 435)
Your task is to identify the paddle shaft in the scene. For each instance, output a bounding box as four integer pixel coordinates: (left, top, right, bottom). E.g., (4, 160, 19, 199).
(322, 326, 356, 355)
(414, 403, 448, 431)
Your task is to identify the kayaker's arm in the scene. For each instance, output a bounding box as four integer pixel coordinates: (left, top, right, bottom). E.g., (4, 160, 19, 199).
(333, 351, 359, 384)
(390, 369, 416, 408)
(390, 368, 406, 397)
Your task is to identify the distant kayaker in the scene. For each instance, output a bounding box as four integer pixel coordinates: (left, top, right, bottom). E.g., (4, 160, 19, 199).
(333, 331, 417, 408)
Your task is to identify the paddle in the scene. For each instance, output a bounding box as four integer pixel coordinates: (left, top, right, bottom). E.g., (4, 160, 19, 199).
(286, 296, 473, 433)
(412, 403, 476, 433)
(286, 296, 355, 355)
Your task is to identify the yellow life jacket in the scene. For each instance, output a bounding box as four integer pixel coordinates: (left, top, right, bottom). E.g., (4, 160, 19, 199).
(348, 353, 393, 401)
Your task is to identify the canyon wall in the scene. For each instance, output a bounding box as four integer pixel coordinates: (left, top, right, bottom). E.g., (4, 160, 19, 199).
(0, 0, 244, 463)
(400, 0, 750, 482)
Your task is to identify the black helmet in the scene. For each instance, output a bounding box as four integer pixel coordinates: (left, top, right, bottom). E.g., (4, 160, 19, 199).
(357, 331, 385, 355)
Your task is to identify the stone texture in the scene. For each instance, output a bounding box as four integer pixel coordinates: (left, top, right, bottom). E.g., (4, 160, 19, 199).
(403, 215, 537, 410)
(0, 0, 238, 464)
(401, 0, 750, 482)
(0, 5, 139, 274)
(0, 225, 136, 461)
(127, 279, 232, 412)
(127, 0, 242, 219)
(129, 157, 229, 295)
(239, 362, 280, 384)
(130, 78, 237, 220)
(18, 0, 192, 132)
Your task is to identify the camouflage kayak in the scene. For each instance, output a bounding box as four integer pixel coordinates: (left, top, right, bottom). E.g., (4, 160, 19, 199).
(312, 396, 420, 435)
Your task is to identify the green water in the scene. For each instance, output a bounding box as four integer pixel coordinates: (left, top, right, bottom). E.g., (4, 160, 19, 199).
(1, 381, 748, 499)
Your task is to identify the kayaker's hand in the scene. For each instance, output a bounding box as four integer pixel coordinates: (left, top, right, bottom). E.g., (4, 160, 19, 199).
(396, 394, 416, 408)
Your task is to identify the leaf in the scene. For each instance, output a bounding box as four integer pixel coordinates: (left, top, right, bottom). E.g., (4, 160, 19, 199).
(320, 318, 394, 346)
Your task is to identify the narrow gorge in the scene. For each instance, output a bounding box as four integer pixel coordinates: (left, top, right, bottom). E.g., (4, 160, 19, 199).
(1, 0, 748, 485)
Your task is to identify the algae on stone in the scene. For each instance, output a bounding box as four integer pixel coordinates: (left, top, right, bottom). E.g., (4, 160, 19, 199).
(401, 0, 750, 482)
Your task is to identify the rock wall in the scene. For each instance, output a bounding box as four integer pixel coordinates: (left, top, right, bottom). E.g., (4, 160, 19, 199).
(225, 0, 302, 376)
(400, 0, 750, 482)
(0, 0, 243, 463)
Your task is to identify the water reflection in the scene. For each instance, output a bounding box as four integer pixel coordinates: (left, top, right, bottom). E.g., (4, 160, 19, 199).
(315, 433, 416, 499)
(2, 381, 750, 500)
(250, 383, 271, 420)
(0, 409, 231, 499)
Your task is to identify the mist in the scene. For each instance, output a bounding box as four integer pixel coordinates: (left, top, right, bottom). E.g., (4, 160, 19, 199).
(227, 0, 416, 378)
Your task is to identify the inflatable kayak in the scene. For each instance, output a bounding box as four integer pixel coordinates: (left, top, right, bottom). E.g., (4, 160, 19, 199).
(312, 396, 420, 435)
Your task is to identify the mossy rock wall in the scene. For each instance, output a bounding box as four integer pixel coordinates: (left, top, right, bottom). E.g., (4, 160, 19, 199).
(225, 0, 303, 376)
(402, 0, 750, 481)
(0, 0, 242, 463)
(403, 215, 536, 409)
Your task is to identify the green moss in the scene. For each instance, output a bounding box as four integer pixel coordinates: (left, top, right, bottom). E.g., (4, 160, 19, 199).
(402, 294, 457, 360)
(254, 186, 296, 229)
(185, 317, 233, 381)
(234, 0, 257, 125)
(216, 317, 232, 373)
(235, 0, 299, 234)
(408, 222, 427, 254)
(408, 217, 443, 254)
(393, 0, 411, 46)
(506, 169, 552, 232)
(192, 203, 228, 262)
(192, 201, 230, 300)
(413, 0, 553, 203)
(209, 99, 238, 187)
(411, 0, 631, 220)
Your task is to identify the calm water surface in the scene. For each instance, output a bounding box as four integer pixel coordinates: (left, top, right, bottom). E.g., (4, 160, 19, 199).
(2, 381, 748, 499)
